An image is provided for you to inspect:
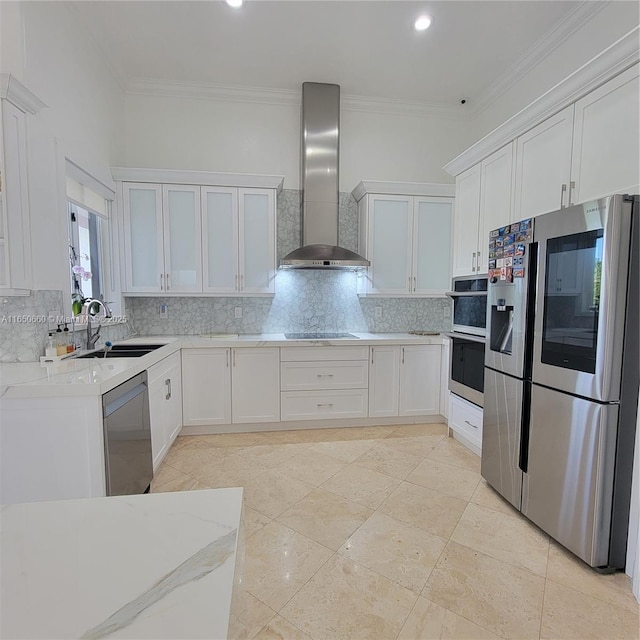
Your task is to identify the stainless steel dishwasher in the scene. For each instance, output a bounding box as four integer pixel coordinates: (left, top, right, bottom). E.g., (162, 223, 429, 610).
(102, 372, 153, 496)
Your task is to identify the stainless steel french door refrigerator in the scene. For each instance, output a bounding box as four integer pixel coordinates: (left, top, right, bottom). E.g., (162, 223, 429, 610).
(482, 194, 639, 570)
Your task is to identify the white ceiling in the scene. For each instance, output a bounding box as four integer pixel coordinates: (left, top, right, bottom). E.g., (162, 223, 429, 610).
(70, 0, 589, 109)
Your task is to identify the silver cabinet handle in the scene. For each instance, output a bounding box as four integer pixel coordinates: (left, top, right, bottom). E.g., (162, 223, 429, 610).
(408, 276, 411, 290)
(165, 378, 171, 400)
(476, 251, 481, 272)
(240, 274, 244, 289)
(464, 420, 478, 429)
(413, 276, 416, 291)
(232, 349, 236, 367)
(568, 181, 575, 207)
(316, 374, 334, 378)
(471, 251, 476, 272)
(166, 273, 170, 291)
(160, 273, 163, 290)
(316, 403, 334, 408)
(371, 348, 374, 364)
(226, 349, 229, 367)
(560, 183, 567, 208)
(235, 274, 238, 291)
(402, 347, 405, 364)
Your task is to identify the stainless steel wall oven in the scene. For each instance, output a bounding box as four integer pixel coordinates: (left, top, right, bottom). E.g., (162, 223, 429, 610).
(446, 276, 488, 407)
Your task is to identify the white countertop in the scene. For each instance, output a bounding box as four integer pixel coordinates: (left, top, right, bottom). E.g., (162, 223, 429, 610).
(0, 488, 243, 640)
(0, 333, 446, 399)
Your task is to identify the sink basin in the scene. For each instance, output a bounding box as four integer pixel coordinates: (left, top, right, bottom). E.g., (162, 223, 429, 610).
(75, 350, 156, 359)
(108, 344, 165, 351)
(74, 344, 165, 359)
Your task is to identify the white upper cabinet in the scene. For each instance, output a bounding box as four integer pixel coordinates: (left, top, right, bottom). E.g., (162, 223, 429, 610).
(202, 187, 275, 294)
(480, 142, 516, 247)
(452, 164, 482, 277)
(357, 188, 453, 295)
(238, 188, 276, 294)
(514, 105, 574, 219)
(163, 185, 202, 292)
(123, 183, 164, 292)
(570, 65, 639, 204)
(366, 195, 412, 294)
(413, 199, 453, 294)
(202, 187, 238, 293)
(123, 183, 201, 293)
(116, 169, 281, 296)
(453, 143, 514, 277)
(0, 75, 45, 293)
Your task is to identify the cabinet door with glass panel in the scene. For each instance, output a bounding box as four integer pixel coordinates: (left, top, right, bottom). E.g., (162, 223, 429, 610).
(122, 183, 202, 293)
(412, 197, 453, 294)
(360, 194, 452, 295)
(202, 186, 275, 294)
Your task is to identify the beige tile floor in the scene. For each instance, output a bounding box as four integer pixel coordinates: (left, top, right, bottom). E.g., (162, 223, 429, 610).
(152, 424, 639, 640)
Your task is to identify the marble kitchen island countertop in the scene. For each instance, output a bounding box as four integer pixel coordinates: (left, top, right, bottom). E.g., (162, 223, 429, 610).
(0, 488, 244, 640)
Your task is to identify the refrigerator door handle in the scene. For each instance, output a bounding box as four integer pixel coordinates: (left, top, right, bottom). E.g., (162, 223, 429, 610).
(519, 382, 532, 473)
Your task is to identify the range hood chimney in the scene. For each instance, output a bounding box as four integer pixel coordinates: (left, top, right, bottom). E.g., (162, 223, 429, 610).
(280, 82, 370, 270)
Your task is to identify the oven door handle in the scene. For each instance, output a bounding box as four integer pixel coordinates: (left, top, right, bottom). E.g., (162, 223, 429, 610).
(445, 332, 487, 344)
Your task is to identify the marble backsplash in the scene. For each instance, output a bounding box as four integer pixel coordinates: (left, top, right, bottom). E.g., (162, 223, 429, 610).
(125, 271, 451, 336)
(0, 290, 135, 362)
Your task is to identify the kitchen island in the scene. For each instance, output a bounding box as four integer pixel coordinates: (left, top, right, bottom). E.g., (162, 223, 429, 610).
(0, 487, 244, 639)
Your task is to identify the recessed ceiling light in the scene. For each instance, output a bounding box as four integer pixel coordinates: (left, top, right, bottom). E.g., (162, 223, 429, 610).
(414, 15, 432, 31)
(226, 0, 243, 7)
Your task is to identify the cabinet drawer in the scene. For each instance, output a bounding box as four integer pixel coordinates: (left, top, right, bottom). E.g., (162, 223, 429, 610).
(280, 346, 368, 362)
(147, 351, 181, 384)
(449, 393, 483, 445)
(281, 390, 368, 421)
(281, 361, 368, 391)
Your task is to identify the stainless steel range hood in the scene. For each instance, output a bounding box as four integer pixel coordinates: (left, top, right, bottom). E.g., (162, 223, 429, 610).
(280, 83, 370, 270)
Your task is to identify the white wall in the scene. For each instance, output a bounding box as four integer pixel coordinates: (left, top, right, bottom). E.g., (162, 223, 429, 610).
(471, 1, 640, 142)
(1, 2, 125, 291)
(123, 93, 473, 190)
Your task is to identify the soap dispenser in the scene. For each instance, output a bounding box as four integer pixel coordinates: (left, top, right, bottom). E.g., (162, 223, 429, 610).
(45, 333, 57, 357)
(55, 324, 66, 356)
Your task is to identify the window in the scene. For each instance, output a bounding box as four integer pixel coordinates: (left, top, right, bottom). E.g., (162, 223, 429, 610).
(69, 202, 103, 308)
(65, 163, 119, 318)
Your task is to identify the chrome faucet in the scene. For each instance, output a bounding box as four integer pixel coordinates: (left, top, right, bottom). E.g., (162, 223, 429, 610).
(84, 298, 113, 350)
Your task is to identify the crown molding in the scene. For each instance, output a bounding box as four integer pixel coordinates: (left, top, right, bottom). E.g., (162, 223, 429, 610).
(126, 79, 299, 107)
(351, 180, 455, 202)
(126, 78, 470, 121)
(444, 26, 639, 177)
(470, 1, 609, 118)
(341, 95, 468, 121)
(111, 167, 285, 191)
(0, 74, 47, 114)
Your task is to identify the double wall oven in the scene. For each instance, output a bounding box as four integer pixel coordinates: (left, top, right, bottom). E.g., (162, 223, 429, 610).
(446, 276, 487, 407)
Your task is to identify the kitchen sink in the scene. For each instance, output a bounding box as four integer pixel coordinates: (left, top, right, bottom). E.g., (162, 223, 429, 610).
(108, 344, 165, 351)
(74, 344, 164, 359)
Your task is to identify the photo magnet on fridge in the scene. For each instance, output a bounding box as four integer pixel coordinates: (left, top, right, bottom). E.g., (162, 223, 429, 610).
(513, 268, 525, 278)
(515, 243, 526, 256)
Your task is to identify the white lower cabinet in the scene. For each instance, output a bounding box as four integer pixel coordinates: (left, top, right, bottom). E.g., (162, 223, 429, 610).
(182, 348, 231, 426)
(448, 392, 483, 454)
(399, 345, 441, 416)
(280, 346, 369, 421)
(181, 347, 279, 426)
(368, 346, 400, 417)
(369, 344, 442, 418)
(231, 348, 280, 423)
(148, 352, 183, 470)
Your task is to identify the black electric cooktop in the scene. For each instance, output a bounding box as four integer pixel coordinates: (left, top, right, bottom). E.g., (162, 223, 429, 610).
(284, 332, 359, 340)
